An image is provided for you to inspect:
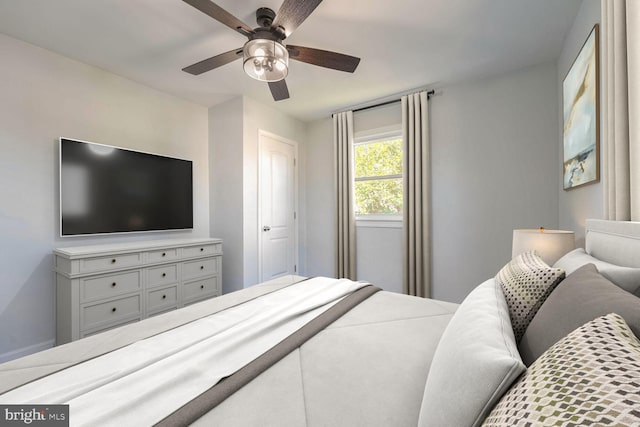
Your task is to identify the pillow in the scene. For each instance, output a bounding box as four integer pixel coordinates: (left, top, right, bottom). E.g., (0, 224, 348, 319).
(495, 251, 565, 342)
(518, 263, 640, 365)
(483, 313, 640, 427)
(554, 247, 640, 296)
(417, 279, 525, 427)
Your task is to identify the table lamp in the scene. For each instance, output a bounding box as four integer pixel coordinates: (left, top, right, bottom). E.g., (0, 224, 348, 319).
(512, 227, 575, 266)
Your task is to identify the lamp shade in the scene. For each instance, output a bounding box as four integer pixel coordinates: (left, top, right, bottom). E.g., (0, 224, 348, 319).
(243, 38, 289, 82)
(512, 228, 575, 266)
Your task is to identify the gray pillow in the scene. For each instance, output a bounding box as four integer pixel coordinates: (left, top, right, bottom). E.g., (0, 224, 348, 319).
(418, 279, 525, 427)
(519, 263, 640, 366)
(554, 247, 640, 296)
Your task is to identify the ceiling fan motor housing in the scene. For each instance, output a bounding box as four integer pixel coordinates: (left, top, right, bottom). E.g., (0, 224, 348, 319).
(247, 28, 279, 42)
(256, 7, 276, 28)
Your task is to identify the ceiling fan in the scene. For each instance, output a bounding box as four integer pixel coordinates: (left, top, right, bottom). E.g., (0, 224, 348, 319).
(181, 0, 361, 101)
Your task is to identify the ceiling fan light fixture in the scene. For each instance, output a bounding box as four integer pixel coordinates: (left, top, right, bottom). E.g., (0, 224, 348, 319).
(243, 38, 289, 82)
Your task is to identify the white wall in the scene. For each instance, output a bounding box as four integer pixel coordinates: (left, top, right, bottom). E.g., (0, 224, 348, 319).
(209, 96, 306, 292)
(431, 62, 560, 303)
(355, 225, 404, 293)
(305, 118, 335, 277)
(305, 61, 560, 303)
(557, 0, 602, 247)
(0, 34, 210, 361)
(209, 98, 245, 294)
(354, 103, 402, 132)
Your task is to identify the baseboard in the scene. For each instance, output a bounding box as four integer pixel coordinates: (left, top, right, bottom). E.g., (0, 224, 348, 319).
(0, 339, 55, 364)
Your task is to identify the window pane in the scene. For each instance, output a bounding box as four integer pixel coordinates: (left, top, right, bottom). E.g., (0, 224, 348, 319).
(354, 138, 402, 178)
(354, 178, 402, 215)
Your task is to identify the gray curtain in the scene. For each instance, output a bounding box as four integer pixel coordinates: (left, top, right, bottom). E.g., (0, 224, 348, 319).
(333, 111, 356, 279)
(402, 91, 430, 297)
(602, 0, 640, 220)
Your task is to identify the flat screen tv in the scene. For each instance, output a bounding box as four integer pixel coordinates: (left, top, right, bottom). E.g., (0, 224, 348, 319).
(60, 138, 193, 236)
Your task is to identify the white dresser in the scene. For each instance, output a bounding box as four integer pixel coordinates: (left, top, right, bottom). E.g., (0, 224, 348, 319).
(54, 238, 222, 344)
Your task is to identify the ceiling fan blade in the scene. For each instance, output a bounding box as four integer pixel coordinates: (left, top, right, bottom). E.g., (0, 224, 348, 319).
(183, 0, 253, 36)
(287, 45, 360, 73)
(182, 48, 243, 75)
(272, 0, 323, 38)
(268, 80, 290, 101)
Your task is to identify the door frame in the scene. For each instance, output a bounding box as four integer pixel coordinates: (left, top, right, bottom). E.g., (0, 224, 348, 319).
(257, 129, 300, 282)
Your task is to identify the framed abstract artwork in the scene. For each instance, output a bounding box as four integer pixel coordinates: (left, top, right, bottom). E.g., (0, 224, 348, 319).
(563, 24, 599, 190)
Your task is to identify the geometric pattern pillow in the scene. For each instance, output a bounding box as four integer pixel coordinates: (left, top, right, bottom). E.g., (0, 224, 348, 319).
(482, 313, 640, 426)
(495, 251, 565, 342)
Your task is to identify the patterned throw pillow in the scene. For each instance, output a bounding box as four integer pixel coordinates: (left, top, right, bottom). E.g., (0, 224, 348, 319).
(495, 251, 564, 342)
(482, 313, 640, 426)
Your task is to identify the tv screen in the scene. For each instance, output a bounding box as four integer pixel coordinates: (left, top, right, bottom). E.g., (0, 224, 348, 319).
(60, 138, 193, 236)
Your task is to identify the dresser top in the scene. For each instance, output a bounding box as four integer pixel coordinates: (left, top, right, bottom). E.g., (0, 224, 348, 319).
(54, 237, 222, 258)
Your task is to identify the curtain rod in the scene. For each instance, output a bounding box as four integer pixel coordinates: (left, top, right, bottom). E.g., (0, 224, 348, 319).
(351, 90, 435, 114)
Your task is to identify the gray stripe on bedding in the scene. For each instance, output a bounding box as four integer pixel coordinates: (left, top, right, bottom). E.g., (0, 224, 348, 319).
(155, 285, 381, 427)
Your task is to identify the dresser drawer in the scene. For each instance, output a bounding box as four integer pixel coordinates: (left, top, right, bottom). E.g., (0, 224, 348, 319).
(82, 295, 141, 330)
(147, 248, 178, 263)
(182, 243, 222, 258)
(182, 258, 218, 280)
(147, 285, 178, 312)
(147, 264, 178, 287)
(81, 271, 141, 302)
(80, 253, 142, 274)
(183, 277, 219, 303)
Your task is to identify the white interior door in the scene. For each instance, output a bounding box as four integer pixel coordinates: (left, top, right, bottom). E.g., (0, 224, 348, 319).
(259, 131, 297, 282)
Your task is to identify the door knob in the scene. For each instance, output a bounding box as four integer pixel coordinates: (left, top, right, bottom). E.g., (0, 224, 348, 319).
(263, 225, 271, 232)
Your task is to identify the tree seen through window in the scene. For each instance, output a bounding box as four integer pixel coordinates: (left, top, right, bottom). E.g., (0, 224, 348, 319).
(354, 136, 402, 216)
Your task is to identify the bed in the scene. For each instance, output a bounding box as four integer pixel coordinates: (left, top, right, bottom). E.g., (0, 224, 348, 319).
(0, 219, 639, 426)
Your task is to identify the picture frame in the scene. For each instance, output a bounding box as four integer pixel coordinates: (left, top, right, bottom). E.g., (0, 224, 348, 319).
(563, 24, 600, 190)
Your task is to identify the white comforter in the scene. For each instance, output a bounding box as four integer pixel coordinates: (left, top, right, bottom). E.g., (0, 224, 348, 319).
(0, 277, 367, 426)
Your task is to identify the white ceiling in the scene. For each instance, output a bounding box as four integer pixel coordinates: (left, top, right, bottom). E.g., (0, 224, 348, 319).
(0, 0, 582, 122)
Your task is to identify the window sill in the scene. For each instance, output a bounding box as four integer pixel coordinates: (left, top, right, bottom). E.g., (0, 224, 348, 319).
(356, 216, 402, 229)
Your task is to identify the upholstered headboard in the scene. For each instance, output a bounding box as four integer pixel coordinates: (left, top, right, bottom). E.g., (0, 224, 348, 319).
(585, 219, 640, 267)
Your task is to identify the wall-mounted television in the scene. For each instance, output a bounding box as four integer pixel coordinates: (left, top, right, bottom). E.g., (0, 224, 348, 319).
(60, 138, 193, 237)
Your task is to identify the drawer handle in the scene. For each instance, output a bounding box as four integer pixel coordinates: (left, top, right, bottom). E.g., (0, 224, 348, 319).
(200, 285, 204, 290)
(162, 273, 167, 277)
(112, 307, 117, 313)
(200, 266, 204, 270)
(200, 248, 204, 252)
(111, 259, 117, 264)
(162, 294, 167, 299)
(111, 282, 117, 287)
(162, 252, 166, 257)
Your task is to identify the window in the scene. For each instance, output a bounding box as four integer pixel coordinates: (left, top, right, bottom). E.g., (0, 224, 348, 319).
(354, 131, 403, 220)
